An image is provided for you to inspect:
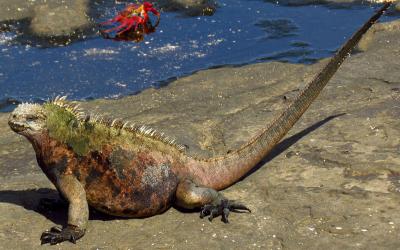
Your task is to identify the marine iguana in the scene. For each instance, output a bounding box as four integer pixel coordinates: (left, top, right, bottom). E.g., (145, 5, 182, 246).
(7, 2, 392, 245)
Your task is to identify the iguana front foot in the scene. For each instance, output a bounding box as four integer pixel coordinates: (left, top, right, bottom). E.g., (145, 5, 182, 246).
(39, 175, 89, 244)
(40, 225, 85, 245)
(200, 199, 251, 223)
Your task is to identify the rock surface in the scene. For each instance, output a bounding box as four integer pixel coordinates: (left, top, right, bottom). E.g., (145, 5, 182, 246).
(0, 19, 399, 250)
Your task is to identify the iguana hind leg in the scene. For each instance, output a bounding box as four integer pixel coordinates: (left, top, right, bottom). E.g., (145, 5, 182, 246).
(41, 175, 88, 245)
(175, 179, 250, 223)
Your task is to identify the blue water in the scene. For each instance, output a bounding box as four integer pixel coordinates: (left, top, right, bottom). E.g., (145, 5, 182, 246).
(0, 0, 396, 111)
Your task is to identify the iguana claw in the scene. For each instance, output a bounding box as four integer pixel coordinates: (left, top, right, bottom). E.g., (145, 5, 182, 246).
(200, 199, 251, 223)
(40, 225, 85, 245)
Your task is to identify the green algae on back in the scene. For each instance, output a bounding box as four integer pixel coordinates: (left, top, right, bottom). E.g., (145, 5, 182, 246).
(43, 101, 186, 156)
(44, 103, 116, 155)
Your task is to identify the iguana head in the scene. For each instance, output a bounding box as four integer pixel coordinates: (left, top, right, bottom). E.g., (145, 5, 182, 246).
(8, 98, 104, 155)
(8, 103, 47, 136)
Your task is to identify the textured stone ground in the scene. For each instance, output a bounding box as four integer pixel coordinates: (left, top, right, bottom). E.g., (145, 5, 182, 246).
(0, 18, 399, 250)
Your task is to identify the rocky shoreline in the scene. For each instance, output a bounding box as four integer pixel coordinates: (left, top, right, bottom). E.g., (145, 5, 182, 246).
(0, 12, 399, 250)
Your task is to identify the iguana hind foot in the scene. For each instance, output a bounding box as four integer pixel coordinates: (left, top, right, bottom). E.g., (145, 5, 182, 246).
(175, 179, 251, 223)
(200, 199, 250, 223)
(40, 225, 85, 245)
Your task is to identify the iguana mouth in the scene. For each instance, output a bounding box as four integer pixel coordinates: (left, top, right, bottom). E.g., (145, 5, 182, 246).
(8, 120, 29, 133)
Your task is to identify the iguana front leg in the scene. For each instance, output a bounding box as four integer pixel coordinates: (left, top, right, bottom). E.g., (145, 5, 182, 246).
(41, 175, 88, 245)
(175, 179, 250, 223)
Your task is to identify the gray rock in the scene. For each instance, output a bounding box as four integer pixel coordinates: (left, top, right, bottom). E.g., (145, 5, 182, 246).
(30, 2, 90, 37)
(0, 0, 34, 22)
(0, 0, 93, 46)
(115, 0, 217, 16)
(357, 19, 400, 51)
(156, 0, 217, 16)
(0, 19, 399, 249)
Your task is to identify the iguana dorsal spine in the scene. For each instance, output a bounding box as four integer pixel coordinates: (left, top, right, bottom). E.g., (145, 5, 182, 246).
(50, 95, 187, 152)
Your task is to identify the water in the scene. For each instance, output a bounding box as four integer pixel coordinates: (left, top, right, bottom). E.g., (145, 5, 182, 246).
(0, 0, 396, 111)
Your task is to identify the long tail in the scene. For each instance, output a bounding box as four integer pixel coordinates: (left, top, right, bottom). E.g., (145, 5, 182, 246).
(186, 2, 392, 190)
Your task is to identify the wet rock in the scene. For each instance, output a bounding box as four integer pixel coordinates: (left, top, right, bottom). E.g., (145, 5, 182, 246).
(0, 18, 400, 250)
(0, 0, 94, 46)
(255, 19, 298, 39)
(116, 0, 217, 16)
(157, 0, 217, 16)
(0, 0, 34, 22)
(30, 2, 90, 37)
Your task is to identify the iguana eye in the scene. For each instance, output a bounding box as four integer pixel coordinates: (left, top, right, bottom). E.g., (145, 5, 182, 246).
(25, 115, 37, 121)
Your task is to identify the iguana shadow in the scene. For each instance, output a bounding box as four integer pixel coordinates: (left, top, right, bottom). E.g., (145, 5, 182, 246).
(241, 112, 346, 180)
(0, 188, 67, 225)
(0, 113, 344, 220)
(0, 188, 121, 225)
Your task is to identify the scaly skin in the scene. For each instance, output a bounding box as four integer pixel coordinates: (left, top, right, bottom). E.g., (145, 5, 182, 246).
(8, 2, 391, 245)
